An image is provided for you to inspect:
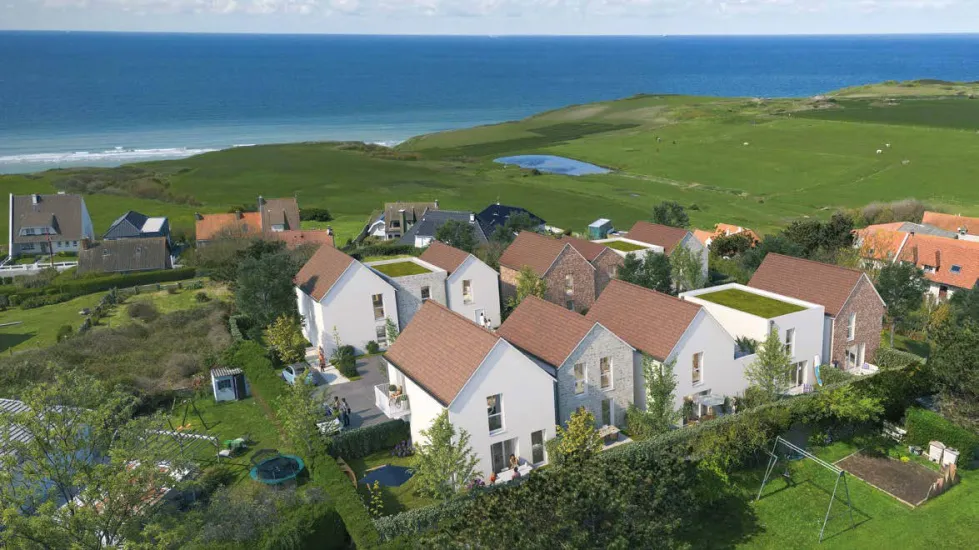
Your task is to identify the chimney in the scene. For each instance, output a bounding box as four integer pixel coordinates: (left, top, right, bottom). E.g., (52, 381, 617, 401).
(80, 238, 91, 250)
(469, 212, 475, 223)
(31, 194, 40, 205)
(257, 195, 265, 211)
(236, 210, 243, 220)
(912, 245, 919, 264)
(935, 249, 941, 269)
(399, 209, 407, 232)
(194, 212, 204, 221)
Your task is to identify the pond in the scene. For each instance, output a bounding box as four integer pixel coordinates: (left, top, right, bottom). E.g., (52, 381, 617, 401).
(494, 154, 610, 176)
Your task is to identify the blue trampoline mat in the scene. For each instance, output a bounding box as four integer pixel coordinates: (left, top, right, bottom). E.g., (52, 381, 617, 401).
(360, 465, 414, 487)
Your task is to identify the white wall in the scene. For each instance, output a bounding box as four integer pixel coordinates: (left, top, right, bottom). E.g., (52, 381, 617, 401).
(448, 341, 555, 478)
(386, 364, 446, 447)
(446, 255, 502, 328)
(680, 233, 709, 282)
(664, 310, 746, 410)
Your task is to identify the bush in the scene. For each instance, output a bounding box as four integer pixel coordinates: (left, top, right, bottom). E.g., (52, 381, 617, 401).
(876, 347, 926, 370)
(365, 340, 380, 355)
(229, 315, 251, 341)
(905, 407, 979, 464)
(625, 404, 657, 441)
(195, 291, 210, 303)
(127, 301, 159, 322)
(346, 243, 419, 260)
(332, 345, 357, 378)
(55, 324, 73, 343)
(56, 267, 197, 295)
(300, 207, 333, 222)
(326, 419, 410, 459)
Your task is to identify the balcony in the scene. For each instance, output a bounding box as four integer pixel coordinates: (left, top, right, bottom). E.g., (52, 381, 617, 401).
(374, 384, 410, 419)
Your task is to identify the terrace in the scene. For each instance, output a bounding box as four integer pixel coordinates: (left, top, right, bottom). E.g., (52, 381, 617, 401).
(693, 288, 806, 318)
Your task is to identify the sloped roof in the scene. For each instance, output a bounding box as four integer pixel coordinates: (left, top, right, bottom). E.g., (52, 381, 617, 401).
(748, 253, 865, 317)
(692, 229, 714, 246)
(260, 197, 300, 231)
(398, 210, 488, 245)
(560, 236, 608, 262)
(921, 211, 979, 236)
(855, 227, 909, 262)
(861, 221, 957, 239)
(384, 301, 500, 406)
(624, 221, 690, 254)
(586, 279, 701, 361)
(899, 233, 979, 290)
(269, 230, 334, 250)
(295, 244, 356, 301)
(77, 237, 171, 274)
(211, 367, 243, 378)
(11, 194, 86, 243)
(0, 398, 32, 450)
(195, 212, 262, 241)
(475, 203, 545, 236)
(384, 202, 436, 230)
(419, 241, 471, 273)
(499, 231, 569, 275)
(498, 296, 595, 367)
(108, 210, 149, 232)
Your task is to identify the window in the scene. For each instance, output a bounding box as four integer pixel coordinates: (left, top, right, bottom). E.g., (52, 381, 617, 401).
(531, 430, 546, 465)
(923, 265, 936, 273)
(692, 352, 703, 385)
(217, 379, 232, 391)
(566, 299, 574, 311)
(600, 357, 612, 389)
(23, 227, 35, 236)
(391, 220, 400, 228)
(487, 394, 503, 433)
(565, 274, 574, 295)
(376, 325, 387, 346)
(951, 265, 962, 274)
(421, 286, 431, 301)
(72, 241, 77, 246)
(601, 399, 612, 426)
(21, 243, 35, 251)
(462, 280, 474, 305)
(372, 294, 385, 320)
(790, 361, 806, 387)
(847, 312, 856, 341)
(607, 264, 617, 278)
(573, 363, 586, 395)
(490, 438, 517, 474)
(784, 328, 795, 356)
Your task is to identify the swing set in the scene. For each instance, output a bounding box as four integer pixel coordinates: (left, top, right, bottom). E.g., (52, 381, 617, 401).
(756, 436, 855, 543)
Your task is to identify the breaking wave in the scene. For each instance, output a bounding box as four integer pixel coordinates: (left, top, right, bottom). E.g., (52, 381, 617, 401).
(0, 146, 219, 165)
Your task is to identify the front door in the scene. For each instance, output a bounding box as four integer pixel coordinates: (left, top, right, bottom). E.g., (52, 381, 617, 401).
(846, 345, 858, 369)
(474, 309, 485, 326)
(601, 399, 613, 426)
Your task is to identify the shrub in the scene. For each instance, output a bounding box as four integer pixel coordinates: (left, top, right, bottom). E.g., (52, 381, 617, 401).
(127, 301, 159, 322)
(905, 407, 979, 464)
(332, 345, 357, 378)
(326, 419, 411, 459)
(625, 404, 657, 441)
(195, 291, 210, 303)
(300, 207, 333, 222)
(228, 315, 249, 341)
(166, 286, 178, 295)
(876, 347, 926, 370)
(55, 324, 73, 343)
(365, 340, 380, 355)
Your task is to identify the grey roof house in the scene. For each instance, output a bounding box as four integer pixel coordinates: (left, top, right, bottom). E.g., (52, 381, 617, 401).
(476, 203, 545, 237)
(103, 211, 171, 243)
(77, 237, 172, 274)
(398, 210, 488, 248)
(8, 193, 95, 257)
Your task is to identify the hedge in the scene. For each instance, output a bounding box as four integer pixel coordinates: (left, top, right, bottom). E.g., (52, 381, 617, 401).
(326, 419, 410, 460)
(229, 315, 248, 341)
(905, 407, 979, 463)
(374, 493, 477, 542)
(1, 267, 198, 304)
(347, 244, 420, 261)
(876, 347, 926, 369)
(223, 340, 287, 404)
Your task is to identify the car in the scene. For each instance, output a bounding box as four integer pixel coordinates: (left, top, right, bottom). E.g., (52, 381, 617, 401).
(282, 364, 315, 385)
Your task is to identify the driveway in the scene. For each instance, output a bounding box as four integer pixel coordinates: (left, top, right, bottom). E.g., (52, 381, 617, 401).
(312, 355, 391, 430)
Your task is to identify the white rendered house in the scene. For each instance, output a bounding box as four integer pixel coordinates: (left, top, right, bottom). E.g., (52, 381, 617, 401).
(383, 301, 554, 480)
(419, 241, 502, 328)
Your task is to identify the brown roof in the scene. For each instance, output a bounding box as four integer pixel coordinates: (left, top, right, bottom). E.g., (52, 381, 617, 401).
(922, 211, 979, 236)
(586, 279, 701, 361)
(560, 236, 608, 262)
(384, 202, 437, 230)
(294, 244, 356, 301)
(419, 241, 470, 273)
(269, 230, 334, 250)
(855, 227, 909, 261)
(899, 233, 979, 290)
(499, 231, 571, 275)
(384, 301, 500, 406)
(77, 237, 171, 274)
(498, 296, 595, 367)
(748, 253, 864, 316)
(624, 221, 690, 254)
(195, 212, 263, 241)
(260, 198, 300, 232)
(11, 194, 88, 243)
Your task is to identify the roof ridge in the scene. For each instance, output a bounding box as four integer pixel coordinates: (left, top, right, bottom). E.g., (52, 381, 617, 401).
(608, 278, 702, 310)
(766, 252, 865, 277)
(424, 300, 501, 339)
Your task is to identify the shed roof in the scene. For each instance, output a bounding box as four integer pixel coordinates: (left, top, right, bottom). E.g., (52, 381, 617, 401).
(211, 367, 243, 378)
(77, 237, 171, 274)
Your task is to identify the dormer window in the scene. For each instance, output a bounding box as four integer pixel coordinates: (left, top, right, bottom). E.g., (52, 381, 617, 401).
(951, 265, 962, 274)
(923, 265, 936, 274)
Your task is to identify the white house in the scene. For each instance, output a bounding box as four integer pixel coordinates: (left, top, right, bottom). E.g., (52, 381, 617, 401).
(419, 241, 502, 328)
(8, 193, 95, 258)
(365, 256, 448, 329)
(295, 245, 399, 356)
(681, 283, 825, 396)
(621, 221, 709, 281)
(383, 301, 554, 480)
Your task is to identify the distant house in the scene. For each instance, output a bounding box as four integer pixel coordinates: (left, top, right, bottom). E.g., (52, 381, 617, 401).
(398, 210, 487, 248)
(77, 237, 172, 275)
(419, 241, 502, 328)
(8, 193, 95, 258)
(475, 203, 545, 238)
(499, 231, 622, 313)
(195, 211, 263, 246)
(621, 221, 708, 280)
(499, 296, 634, 427)
(692, 223, 761, 249)
(103, 211, 171, 244)
(375, 201, 439, 241)
(196, 196, 331, 249)
(749, 253, 885, 370)
(921, 211, 979, 242)
(384, 301, 554, 480)
(258, 196, 300, 233)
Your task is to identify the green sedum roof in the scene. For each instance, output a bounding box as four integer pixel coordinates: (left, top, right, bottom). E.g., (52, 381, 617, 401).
(371, 260, 432, 277)
(604, 240, 649, 252)
(697, 288, 805, 318)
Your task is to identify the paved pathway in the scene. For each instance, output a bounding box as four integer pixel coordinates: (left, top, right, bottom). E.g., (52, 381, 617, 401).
(312, 355, 390, 430)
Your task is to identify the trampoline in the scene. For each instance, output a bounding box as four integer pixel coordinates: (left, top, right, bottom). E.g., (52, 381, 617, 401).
(249, 449, 305, 485)
(360, 465, 414, 487)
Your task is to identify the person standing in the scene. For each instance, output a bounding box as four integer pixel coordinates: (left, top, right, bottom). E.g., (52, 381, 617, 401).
(341, 398, 352, 427)
(332, 396, 341, 418)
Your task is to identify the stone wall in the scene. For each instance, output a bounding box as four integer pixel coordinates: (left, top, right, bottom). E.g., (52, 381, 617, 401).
(384, 271, 447, 329)
(543, 247, 597, 313)
(832, 275, 885, 366)
(555, 326, 634, 427)
(592, 248, 624, 299)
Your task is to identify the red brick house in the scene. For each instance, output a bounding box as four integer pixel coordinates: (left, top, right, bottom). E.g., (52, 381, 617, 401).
(499, 232, 623, 313)
(748, 253, 886, 370)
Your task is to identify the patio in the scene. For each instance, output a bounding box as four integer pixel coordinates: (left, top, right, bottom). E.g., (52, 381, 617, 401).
(312, 355, 392, 430)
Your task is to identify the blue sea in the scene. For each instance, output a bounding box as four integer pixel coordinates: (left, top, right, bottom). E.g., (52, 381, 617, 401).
(2, 32, 979, 173)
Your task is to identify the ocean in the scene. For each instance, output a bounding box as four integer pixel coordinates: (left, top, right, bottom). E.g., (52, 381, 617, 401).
(2, 32, 979, 174)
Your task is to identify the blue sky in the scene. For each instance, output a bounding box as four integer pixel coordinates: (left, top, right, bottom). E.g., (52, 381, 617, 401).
(3, 0, 979, 35)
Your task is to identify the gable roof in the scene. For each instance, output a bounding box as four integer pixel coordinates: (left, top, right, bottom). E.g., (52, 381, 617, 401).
(498, 296, 597, 367)
(269, 230, 334, 250)
(295, 244, 356, 301)
(384, 202, 437, 230)
(921, 211, 979, 236)
(499, 231, 570, 275)
(107, 210, 149, 233)
(560, 236, 608, 262)
(0, 398, 33, 451)
(384, 301, 501, 406)
(861, 221, 957, 239)
(692, 229, 714, 246)
(748, 253, 866, 316)
(624, 221, 690, 254)
(586, 279, 701, 361)
(195, 212, 263, 241)
(10, 193, 87, 243)
(260, 197, 300, 232)
(475, 203, 545, 236)
(398, 210, 488, 245)
(419, 241, 471, 273)
(899, 233, 979, 290)
(77, 237, 171, 274)
(104, 211, 170, 240)
(855, 227, 910, 262)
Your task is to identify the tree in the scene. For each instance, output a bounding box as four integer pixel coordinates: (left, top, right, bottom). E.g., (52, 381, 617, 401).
(550, 407, 603, 465)
(744, 328, 793, 403)
(413, 411, 479, 499)
(739, 234, 805, 273)
(670, 245, 705, 292)
(435, 220, 478, 253)
(276, 376, 328, 469)
(385, 317, 399, 345)
(642, 355, 680, 433)
(490, 212, 539, 245)
(236, 249, 299, 329)
(651, 201, 689, 228)
(930, 322, 979, 405)
(505, 266, 547, 313)
(710, 232, 754, 258)
(0, 372, 188, 549)
(875, 261, 927, 347)
(616, 252, 673, 294)
(782, 212, 854, 258)
(264, 315, 306, 365)
(950, 286, 979, 325)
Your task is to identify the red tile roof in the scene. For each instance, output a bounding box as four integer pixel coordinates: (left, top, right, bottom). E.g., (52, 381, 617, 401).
(560, 236, 608, 262)
(899, 233, 979, 290)
(195, 212, 263, 241)
(499, 231, 570, 275)
(748, 253, 865, 317)
(922, 211, 979, 236)
(586, 279, 701, 361)
(384, 301, 501, 406)
(269, 230, 334, 250)
(419, 241, 470, 273)
(855, 227, 909, 262)
(624, 221, 689, 254)
(294, 244, 356, 301)
(498, 296, 595, 367)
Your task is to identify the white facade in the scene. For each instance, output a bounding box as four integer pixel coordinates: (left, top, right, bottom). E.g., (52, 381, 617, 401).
(297, 262, 399, 356)
(445, 255, 502, 328)
(591, 237, 664, 260)
(387, 340, 555, 479)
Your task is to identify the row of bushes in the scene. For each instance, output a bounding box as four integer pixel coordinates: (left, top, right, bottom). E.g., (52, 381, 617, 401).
(228, 315, 248, 342)
(345, 243, 420, 261)
(0, 267, 197, 301)
(876, 347, 927, 369)
(326, 419, 410, 460)
(905, 407, 979, 459)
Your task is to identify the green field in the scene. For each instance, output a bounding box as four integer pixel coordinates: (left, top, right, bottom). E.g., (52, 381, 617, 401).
(4, 81, 979, 247)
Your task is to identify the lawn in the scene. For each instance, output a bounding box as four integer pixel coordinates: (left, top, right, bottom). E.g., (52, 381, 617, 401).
(604, 240, 648, 252)
(0, 293, 106, 352)
(696, 288, 806, 318)
(347, 450, 435, 515)
(880, 331, 932, 359)
(369, 260, 432, 277)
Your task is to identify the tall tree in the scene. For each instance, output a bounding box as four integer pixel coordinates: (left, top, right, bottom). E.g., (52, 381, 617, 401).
(782, 212, 855, 258)
(435, 220, 478, 253)
(642, 355, 680, 433)
(264, 315, 306, 365)
(505, 266, 547, 313)
(651, 201, 690, 228)
(413, 411, 479, 499)
(711, 232, 754, 258)
(744, 328, 793, 403)
(617, 253, 673, 294)
(875, 261, 927, 347)
(236, 250, 299, 329)
(551, 407, 603, 466)
(490, 212, 539, 245)
(670, 245, 706, 293)
(276, 376, 329, 470)
(929, 322, 979, 407)
(739, 234, 805, 273)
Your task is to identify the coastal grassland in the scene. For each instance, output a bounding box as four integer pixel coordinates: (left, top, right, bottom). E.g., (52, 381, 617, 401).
(0, 292, 106, 352)
(795, 97, 979, 130)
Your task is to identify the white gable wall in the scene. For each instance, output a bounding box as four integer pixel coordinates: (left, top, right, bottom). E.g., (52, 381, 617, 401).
(446, 255, 502, 328)
(663, 310, 744, 410)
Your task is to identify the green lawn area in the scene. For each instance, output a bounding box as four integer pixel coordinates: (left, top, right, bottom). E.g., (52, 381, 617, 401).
(604, 240, 648, 252)
(347, 450, 435, 516)
(696, 288, 806, 318)
(369, 260, 432, 277)
(880, 331, 932, 358)
(0, 293, 105, 352)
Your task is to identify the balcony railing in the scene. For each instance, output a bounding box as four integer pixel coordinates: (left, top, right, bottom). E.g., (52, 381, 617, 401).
(374, 384, 410, 419)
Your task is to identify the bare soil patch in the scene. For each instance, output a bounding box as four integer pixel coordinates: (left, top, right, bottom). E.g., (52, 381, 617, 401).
(837, 452, 938, 506)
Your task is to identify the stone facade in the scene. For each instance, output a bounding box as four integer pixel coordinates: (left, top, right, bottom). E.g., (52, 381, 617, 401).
(542, 247, 597, 313)
(592, 248, 624, 298)
(555, 326, 634, 427)
(380, 271, 448, 329)
(831, 275, 885, 367)
(499, 265, 520, 304)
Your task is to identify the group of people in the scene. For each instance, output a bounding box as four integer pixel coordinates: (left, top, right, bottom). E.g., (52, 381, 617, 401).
(330, 396, 352, 427)
(488, 454, 523, 484)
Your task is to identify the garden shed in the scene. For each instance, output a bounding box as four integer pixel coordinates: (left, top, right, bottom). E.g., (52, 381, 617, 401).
(210, 367, 249, 402)
(588, 218, 614, 240)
